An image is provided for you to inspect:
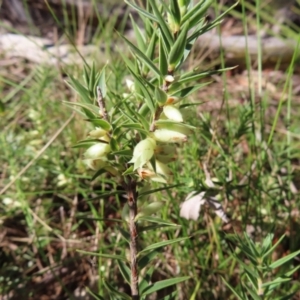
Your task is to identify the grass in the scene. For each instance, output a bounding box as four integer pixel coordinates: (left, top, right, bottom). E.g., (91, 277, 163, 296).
(1, 0, 300, 299)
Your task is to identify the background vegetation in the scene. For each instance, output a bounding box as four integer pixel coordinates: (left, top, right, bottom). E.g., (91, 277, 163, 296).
(1, 0, 300, 299)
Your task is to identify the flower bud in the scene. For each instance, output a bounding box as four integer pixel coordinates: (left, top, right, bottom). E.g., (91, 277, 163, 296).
(88, 128, 107, 138)
(150, 129, 187, 143)
(165, 75, 175, 83)
(84, 143, 111, 159)
(163, 105, 183, 122)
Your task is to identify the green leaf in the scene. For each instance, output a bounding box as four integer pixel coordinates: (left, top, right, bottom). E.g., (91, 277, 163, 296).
(104, 281, 131, 300)
(82, 64, 90, 86)
(243, 284, 261, 300)
(188, 2, 239, 42)
(261, 234, 285, 259)
(111, 149, 132, 157)
(89, 62, 96, 95)
(177, 67, 234, 85)
(86, 286, 105, 300)
(127, 68, 155, 114)
(91, 168, 107, 181)
(155, 87, 168, 106)
(119, 49, 136, 71)
(76, 250, 127, 261)
(138, 249, 160, 270)
(138, 216, 179, 227)
(148, 0, 173, 50)
(86, 118, 112, 131)
(221, 277, 244, 300)
(182, 0, 212, 24)
(117, 260, 131, 285)
(284, 264, 300, 277)
(122, 123, 149, 135)
(96, 65, 107, 98)
(63, 101, 99, 115)
(262, 277, 291, 289)
(277, 293, 297, 300)
(122, 35, 162, 78)
(171, 82, 211, 98)
(122, 165, 135, 176)
(139, 267, 155, 294)
(145, 29, 158, 70)
(139, 237, 189, 255)
(124, 0, 158, 22)
(269, 249, 300, 269)
(72, 139, 100, 149)
(138, 183, 183, 197)
(67, 75, 91, 103)
(141, 276, 189, 296)
(159, 34, 168, 77)
(117, 226, 130, 242)
(139, 224, 179, 233)
(130, 14, 147, 53)
(157, 290, 178, 300)
(170, 0, 181, 26)
(168, 21, 189, 71)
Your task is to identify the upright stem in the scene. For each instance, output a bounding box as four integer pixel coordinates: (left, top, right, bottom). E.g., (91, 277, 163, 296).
(126, 178, 139, 299)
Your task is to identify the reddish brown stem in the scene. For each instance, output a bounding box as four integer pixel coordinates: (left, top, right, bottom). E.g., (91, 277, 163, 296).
(126, 178, 140, 299)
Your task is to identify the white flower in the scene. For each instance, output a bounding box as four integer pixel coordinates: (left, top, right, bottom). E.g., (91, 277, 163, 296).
(129, 138, 156, 170)
(180, 191, 229, 223)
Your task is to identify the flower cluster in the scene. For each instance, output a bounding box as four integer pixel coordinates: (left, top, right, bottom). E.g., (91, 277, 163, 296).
(128, 77, 194, 183)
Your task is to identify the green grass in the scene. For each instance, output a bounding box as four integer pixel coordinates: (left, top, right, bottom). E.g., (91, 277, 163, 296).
(1, 0, 300, 299)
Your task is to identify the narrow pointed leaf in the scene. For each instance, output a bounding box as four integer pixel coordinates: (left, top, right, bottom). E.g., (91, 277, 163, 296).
(122, 35, 161, 78)
(269, 249, 300, 269)
(117, 260, 131, 284)
(177, 67, 234, 84)
(127, 68, 155, 113)
(76, 250, 126, 261)
(182, 0, 212, 24)
(67, 76, 91, 103)
(170, 0, 181, 25)
(130, 14, 147, 53)
(221, 277, 244, 300)
(86, 287, 105, 300)
(261, 234, 285, 259)
(96, 66, 107, 98)
(104, 281, 131, 300)
(86, 118, 111, 131)
(88, 62, 96, 94)
(139, 237, 189, 254)
(63, 101, 99, 115)
(138, 216, 179, 227)
(148, 0, 173, 50)
(141, 276, 189, 296)
(168, 22, 189, 70)
(138, 183, 183, 197)
(138, 249, 160, 270)
(124, 0, 158, 22)
(159, 34, 168, 76)
(171, 83, 211, 98)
